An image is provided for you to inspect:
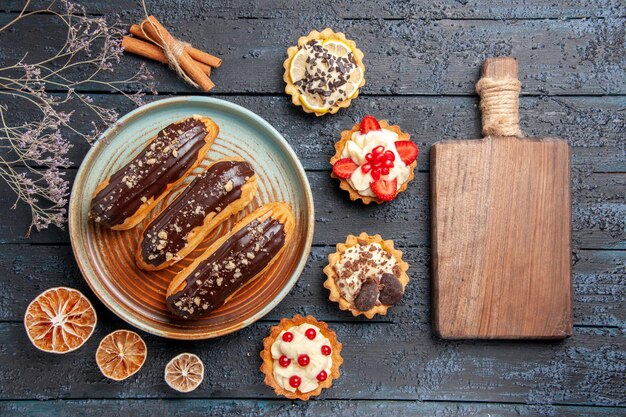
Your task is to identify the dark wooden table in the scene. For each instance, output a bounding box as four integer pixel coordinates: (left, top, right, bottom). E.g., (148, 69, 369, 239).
(1, 1, 624, 416)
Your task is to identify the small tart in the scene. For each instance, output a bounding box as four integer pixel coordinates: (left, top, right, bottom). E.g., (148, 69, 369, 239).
(323, 232, 410, 319)
(330, 119, 416, 204)
(260, 315, 343, 400)
(283, 28, 365, 116)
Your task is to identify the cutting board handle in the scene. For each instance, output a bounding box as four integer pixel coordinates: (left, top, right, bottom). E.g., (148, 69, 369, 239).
(476, 57, 523, 137)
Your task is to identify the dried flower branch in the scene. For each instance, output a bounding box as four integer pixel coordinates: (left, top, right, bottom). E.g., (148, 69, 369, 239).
(0, 0, 156, 236)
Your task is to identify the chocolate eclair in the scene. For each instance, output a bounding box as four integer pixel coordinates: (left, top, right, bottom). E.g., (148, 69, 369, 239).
(136, 158, 258, 271)
(89, 116, 218, 230)
(166, 202, 295, 319)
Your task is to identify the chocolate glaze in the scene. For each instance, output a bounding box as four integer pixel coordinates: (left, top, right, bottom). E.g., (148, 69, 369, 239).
(167, 217, 285, 319)
(90, 118, 209, 228)
(141, 160, 255, 266)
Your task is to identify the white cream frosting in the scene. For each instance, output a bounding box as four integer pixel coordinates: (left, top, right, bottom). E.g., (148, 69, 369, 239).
(340, 128, 410, 197)
(333, 242, 397, 303)
(270, 324, 332, 393)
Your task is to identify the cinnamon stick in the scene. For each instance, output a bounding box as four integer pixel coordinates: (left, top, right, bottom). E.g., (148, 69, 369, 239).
(186, 47, 222, 69)
(140, 16, 214, 92)
(122, 36, 211, 76)
(131, 23, 222, 68)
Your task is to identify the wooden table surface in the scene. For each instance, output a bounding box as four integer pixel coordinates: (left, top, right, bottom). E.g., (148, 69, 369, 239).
(1, 1, 624, 416)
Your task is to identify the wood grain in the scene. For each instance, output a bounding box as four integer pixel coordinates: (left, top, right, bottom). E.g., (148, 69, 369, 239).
(2, 94, 623, 174)
(0, 14, 624, 95)
(431, 58, 573, 339)
(0, 167, 623, 257)
(0, 1, 623, 414)
(0, 321, 624, 404)
(2, 399, 625, 417)
(432, 136, 573, 338)
(4, 0, 624, 19)
(1, 245, 624, 329)
(1, 169, 623, 251)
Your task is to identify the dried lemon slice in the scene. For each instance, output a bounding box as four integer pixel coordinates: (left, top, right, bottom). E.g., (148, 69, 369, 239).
(322, 40, 352, 57)
(300, 94, 330, 114)
(343, 65, 364, 99)
(96, 330, 147, 381)
(24, 287, 97, 354)
(288, 48, 308, 84)
(164, 353, 205, 392)
(300, 65, 363, 114)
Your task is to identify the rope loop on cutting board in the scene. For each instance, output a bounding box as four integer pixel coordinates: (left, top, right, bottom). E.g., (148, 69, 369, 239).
(476, 77, 522, 137)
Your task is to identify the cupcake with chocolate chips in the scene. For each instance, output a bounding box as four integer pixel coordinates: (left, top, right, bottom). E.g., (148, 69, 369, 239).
(260, 315, 343, 400)
(323, 232, 409, 318)
(284, 28, 365, 116)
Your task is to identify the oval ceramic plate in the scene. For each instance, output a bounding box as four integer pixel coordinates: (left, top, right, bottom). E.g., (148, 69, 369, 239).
(69, 97, 314, 340)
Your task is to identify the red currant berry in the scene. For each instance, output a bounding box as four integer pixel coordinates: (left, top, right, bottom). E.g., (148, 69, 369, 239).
(297, 354, 310, 366)
(278, 355, 291, 367)
(282, 332, 293, 342)
(289, 375, 301, 388)
(321, 345, 331, 356)
(372, 145, 384, 155)
(361, 162, 372, 173)
(316, 370, 327, 382)
(305, 328, 317, 340)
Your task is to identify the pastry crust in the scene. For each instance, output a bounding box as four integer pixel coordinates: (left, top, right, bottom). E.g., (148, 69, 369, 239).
(91, 115, 218, 230)
(166, 202, 295, 301)
(135, 157, 259, 271)
(330, 120, 416, 205)
(283, 28, 365, 117)
(323, 232, 410, 319)
(260, 314, 343, 400)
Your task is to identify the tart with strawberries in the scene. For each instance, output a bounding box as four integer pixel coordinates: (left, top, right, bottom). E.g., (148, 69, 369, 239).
(260, 315, 343, 400)
(331, 115, 418, 204)
(284, 28, 365, 116)
(323, 232, 410, 319)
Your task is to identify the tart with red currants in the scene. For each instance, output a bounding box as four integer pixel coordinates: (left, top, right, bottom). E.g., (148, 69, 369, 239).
(260, 314, 343, 400)
(323, 232, 410, 319)
(330, 115, 418, 204)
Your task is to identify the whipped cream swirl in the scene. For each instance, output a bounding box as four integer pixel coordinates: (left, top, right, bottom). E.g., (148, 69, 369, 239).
(333, 242, 398, 303)
(340, 128, 410, 197)
(271, 324, 332, 393)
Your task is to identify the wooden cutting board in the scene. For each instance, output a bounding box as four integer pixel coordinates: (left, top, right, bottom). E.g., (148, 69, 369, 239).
(430, 57, 572, 339)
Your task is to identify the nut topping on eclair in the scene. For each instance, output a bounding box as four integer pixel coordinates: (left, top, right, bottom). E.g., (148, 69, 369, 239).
(166, 203, 294, 319)
(137, 159, 257, 270)
(90, 116, 217, 230)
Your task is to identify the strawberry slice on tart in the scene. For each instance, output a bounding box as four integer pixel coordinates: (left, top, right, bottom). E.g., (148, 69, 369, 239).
(370, 178, 398, 202)
(332, 158, 359, 179)
(394, 140, 419, 165)
(360, 115, 381, 134)
(331, 115, 417, 204)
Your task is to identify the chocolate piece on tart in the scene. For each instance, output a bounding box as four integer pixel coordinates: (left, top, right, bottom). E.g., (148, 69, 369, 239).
(354, 279, 379, 311)
(166, 202, 294, 319)
(137, 158, 257, 270)
(378, 273, 404, 305)
(89, 116, 218, 230)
